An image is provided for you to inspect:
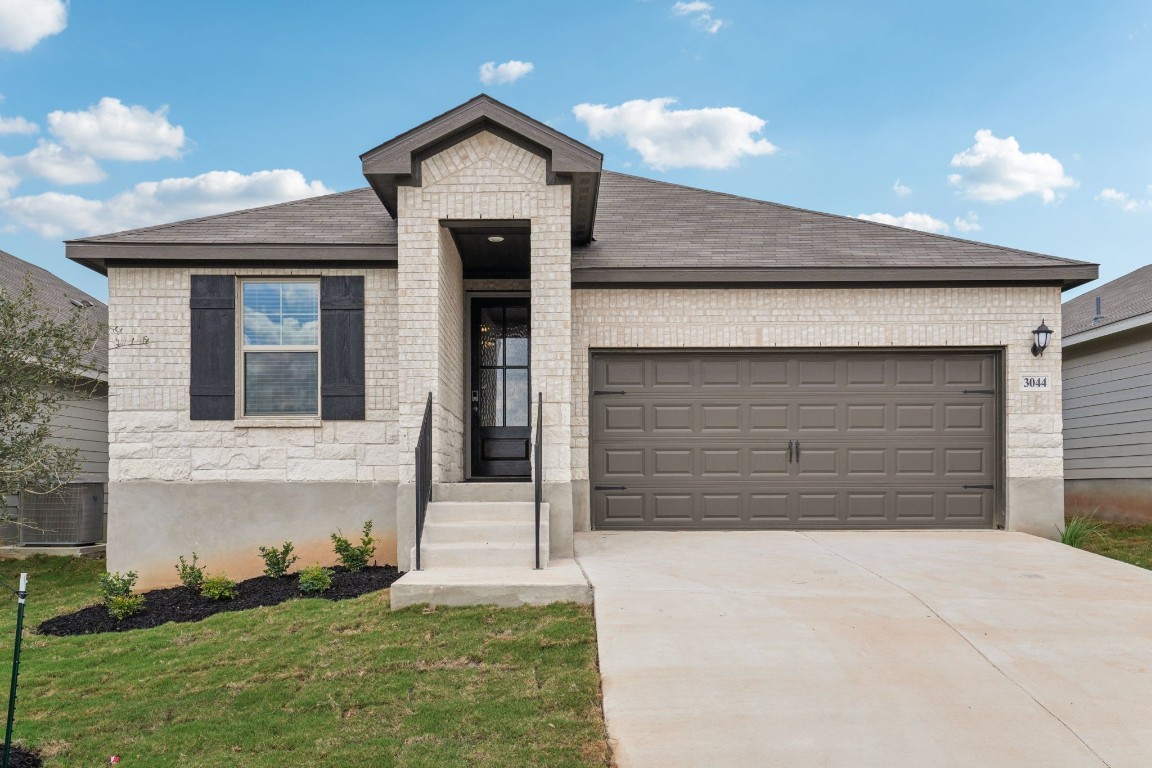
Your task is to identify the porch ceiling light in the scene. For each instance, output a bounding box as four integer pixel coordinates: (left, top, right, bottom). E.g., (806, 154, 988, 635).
(1031, 320, 1052, 357)
(487, 235, 505, 243)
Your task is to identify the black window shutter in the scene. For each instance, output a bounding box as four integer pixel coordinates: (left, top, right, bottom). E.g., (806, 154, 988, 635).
(321, 276, 365, 420)
(189, 275, 236, 420)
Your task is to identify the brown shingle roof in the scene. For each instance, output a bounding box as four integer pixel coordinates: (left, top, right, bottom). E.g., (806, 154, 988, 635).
(1063, 264, 1152, 337)
(578, 172, 1089, 270)
(0, 249, 108, 371)
(72, 188, 394, 245)
(69, 171, 1093, 279)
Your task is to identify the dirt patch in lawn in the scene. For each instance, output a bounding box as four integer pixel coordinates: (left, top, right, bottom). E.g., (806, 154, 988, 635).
(5, 747, 43, 767)
(37, 566, 402, 637)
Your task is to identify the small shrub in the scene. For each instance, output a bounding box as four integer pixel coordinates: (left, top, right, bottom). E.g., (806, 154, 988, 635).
(1060, 514, 1103, 548)
(298, 564, 332, 594)
(98, 571, 138, 602)
(331, 521, 375, 572)
(106, 594, 145, 621)
(258, 542, 298, 578)
(175, 553, 204, 591)
(200, 574, 238, 600)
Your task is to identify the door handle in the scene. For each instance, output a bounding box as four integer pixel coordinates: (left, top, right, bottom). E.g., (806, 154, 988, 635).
(787, 440, 793, 464)
(794, 440, 800, 462)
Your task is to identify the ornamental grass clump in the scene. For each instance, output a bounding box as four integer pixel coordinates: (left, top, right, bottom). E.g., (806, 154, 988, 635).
(1060, 514, 1103, 548)
(175, 552, 204, 591)
(200, 574, 238, 600)
(298, 564, 333, 594)
(331, 521, 375, 572)
(258, 541, 298, 578)
(99, 570, 144, 620)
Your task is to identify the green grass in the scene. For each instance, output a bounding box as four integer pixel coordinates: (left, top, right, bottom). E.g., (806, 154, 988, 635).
(1058, 514, 1104, 547)
(0, 557, 612, 767)
(1075, 520, 1152, 571)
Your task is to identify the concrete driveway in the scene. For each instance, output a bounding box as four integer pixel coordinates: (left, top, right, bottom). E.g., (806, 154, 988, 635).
(574, 531, 1152, 768)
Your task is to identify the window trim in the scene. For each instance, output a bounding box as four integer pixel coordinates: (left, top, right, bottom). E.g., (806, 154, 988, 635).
(236, 277, 322, 420)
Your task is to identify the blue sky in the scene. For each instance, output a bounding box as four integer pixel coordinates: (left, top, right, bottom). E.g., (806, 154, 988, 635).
(1, 0, 1149, 303)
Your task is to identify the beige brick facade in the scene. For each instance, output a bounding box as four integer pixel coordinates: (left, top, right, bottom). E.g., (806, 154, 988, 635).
(107, 265, 399, 483)
(571, 285, 1065, 487)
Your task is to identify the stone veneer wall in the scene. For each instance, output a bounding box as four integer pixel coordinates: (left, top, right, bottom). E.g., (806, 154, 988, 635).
(393, 130, 574, 567)
(106, 265, 398, 586)
(571, 285, 1065, 535)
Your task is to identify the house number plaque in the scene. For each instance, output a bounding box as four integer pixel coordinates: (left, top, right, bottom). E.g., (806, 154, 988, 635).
(1020, 375, 1051, 391)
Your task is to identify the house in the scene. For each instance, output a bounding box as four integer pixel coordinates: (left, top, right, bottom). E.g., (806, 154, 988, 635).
(66, 95, 1097, 595)
(1062, 264, 1152, 523)
(0, 248, 109, 548)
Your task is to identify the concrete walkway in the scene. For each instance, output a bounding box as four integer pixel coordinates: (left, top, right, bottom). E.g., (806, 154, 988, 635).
(575, 531, 1152, 768)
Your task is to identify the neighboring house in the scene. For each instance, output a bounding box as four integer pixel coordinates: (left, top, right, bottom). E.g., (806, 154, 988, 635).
(0, 248, 109, 547)
(1062, 264, 1152, 523)
(65, 95, 1097, 591)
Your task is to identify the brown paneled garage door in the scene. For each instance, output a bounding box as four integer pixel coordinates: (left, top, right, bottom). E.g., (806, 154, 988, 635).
(590, 351, 999, 530)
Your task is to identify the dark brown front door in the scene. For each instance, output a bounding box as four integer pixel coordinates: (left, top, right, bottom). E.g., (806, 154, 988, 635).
(590, 350, 999, 529)
(470, 298, 530, 478)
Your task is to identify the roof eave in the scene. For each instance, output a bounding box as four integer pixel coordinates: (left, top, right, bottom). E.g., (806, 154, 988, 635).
(66, 241, 398, 275)
(1064, 309, 1152, 349)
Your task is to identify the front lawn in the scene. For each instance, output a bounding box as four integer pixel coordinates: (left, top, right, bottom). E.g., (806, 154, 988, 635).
(0, 556, 611, 767)
(1075, 520, 1152, 571)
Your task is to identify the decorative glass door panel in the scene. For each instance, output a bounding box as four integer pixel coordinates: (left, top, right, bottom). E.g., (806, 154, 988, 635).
(471, 298, 530, 478)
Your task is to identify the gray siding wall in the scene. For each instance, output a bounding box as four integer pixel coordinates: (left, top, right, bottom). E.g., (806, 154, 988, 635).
(1063, 327, 1152, 480)
(49, 382, 110, 482)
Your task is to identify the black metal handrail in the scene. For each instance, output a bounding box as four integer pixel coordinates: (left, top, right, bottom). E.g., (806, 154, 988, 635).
(414, 392, 432, 571)
(533, 392, 543, 570)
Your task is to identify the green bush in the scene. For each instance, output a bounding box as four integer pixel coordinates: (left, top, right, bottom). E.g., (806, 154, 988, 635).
(98, 571, 138, 602)
(200, 574, 238, 600)
(298, 564, 332, 594)
(258, 541, 298, 578)
(106, 594, 145, 621)
(331, 521, 375, 572)
(1060, 514, 1103, 548)
(175, 552, 204, 590)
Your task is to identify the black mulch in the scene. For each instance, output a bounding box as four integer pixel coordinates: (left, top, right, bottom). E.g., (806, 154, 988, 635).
(37, 565, 403, 637)
(5, 747, 42, 767)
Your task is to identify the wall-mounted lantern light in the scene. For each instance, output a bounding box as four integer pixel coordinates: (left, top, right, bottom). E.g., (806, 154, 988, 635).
(1031, 320, 1053, 357)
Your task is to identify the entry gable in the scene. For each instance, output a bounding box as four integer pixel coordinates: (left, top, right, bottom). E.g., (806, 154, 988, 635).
(361, 94, 603, 244)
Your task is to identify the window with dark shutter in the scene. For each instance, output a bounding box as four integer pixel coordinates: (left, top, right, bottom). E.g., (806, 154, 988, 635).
(189, 275, 236, 420)
(320, 276, 365, 420)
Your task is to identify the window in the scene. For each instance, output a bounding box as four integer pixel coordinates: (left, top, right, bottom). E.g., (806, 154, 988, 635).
(240, 280, 320, 416)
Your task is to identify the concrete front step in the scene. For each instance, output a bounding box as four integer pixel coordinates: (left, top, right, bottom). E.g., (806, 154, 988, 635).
(433, 482, 534, 503)
(389, 559, 591, 609)
(425, 500, 543, 524)
(423, 519, 546, 545)
(414, 541, 549, 569)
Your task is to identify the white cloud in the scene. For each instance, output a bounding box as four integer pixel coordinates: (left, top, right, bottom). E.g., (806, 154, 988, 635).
(0, 156, 19, 198)
(857, 211, 950, 234)
(671, 1, 725, 33)
(478, 60, 534, 86)
(0, 169, 333, 238)
(0, 0, 67, 52)
(0, 113, 39, 135)
(15, 140, 107, 185)
(573, 97, 776, 170)
(47, 98, 186, 161)
(892, 178, 911, 197)
(953, 212, 981, 233)
(948, 129, 1076, 203)
(1097, 187, 1152, 212)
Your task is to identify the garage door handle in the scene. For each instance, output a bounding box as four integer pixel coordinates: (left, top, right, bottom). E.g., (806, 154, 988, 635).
(962, 389, 995, 395)
(595, 485, 628, 491)
(787, 440, 793, 464)
(794, 440, 800, 461)
(593, 390, 627, 396)
(962, 484, 994, 489)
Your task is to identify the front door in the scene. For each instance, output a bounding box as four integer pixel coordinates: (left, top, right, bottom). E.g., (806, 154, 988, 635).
(470, 298, 530, 478)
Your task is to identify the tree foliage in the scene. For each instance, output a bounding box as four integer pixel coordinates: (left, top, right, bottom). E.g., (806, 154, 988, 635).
(0, 277, 104, 498)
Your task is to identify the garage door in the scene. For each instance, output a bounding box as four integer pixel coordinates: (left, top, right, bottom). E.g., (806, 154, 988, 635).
(590, 351, 999, 530)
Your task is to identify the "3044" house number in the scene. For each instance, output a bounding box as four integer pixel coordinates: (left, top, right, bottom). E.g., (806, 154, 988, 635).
(1020, 375, 1051, 391)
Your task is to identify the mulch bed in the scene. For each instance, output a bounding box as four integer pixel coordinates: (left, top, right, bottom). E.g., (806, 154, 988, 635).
(5, 747, 42, 767)
(37, 565, 403, 637)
